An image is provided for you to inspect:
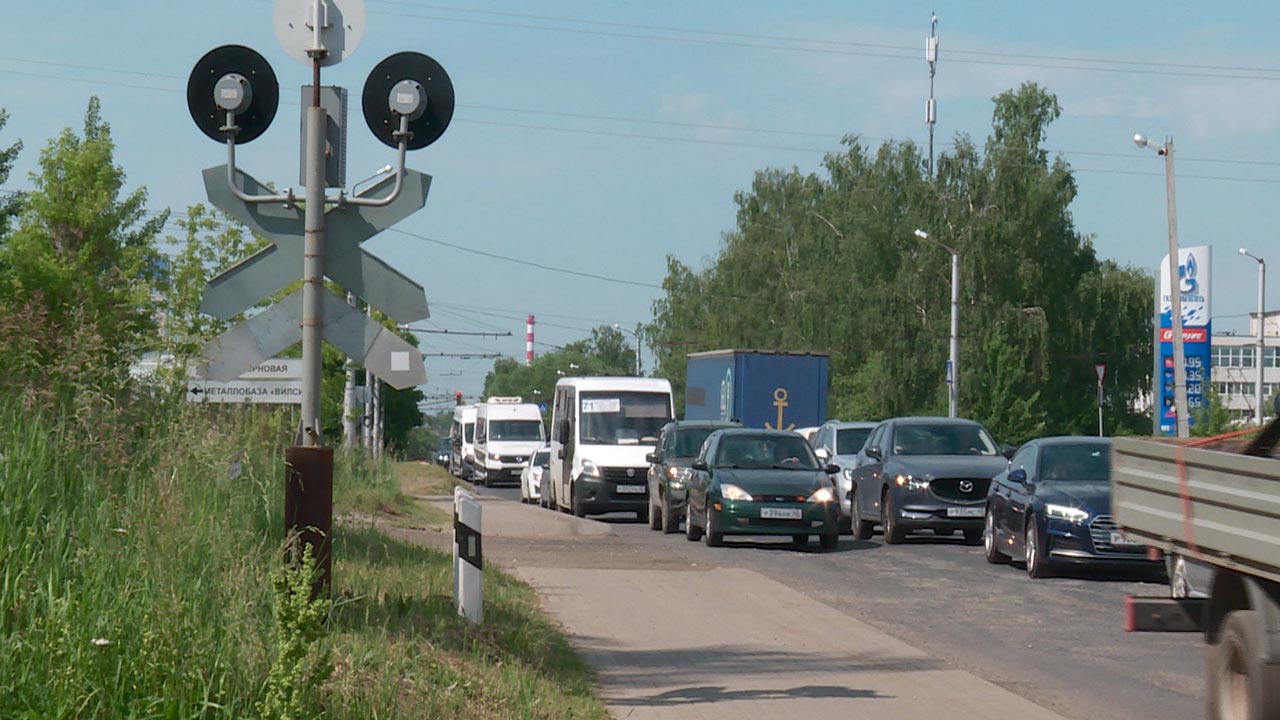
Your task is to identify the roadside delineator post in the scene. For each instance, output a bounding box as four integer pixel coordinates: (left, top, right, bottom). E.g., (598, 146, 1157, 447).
(453, 487, 483, 624)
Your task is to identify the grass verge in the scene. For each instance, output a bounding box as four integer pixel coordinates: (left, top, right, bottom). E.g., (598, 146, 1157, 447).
(398, 460, 472, 498)
(0, 389, 606, 719)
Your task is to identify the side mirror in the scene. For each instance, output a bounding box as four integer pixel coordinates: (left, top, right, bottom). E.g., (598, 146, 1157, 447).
(557, 448, 566, 460)
(865, 446, 882, 461)
(645, 452, 659, 464)
(691, 460, 709, 472)
(824, 463, 841, 476)
(814, 448, 831, 462)
(1002, 444, 1017, 460)
(1009, 468, 1028, 485)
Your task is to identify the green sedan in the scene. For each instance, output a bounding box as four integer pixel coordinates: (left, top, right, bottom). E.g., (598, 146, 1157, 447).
(684, 428, 841, 550)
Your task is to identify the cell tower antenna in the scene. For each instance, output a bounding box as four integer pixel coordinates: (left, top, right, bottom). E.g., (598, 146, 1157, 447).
(926, 12, 939, 176)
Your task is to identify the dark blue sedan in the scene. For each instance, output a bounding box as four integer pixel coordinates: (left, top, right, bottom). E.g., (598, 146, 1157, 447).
(983, 437, 1158, 578)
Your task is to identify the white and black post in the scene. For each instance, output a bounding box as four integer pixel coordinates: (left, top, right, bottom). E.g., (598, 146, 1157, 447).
(453, 487, 483, 624)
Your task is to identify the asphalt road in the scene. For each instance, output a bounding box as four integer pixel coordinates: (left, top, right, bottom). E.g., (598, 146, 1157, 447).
(473, 484, 1203, 720)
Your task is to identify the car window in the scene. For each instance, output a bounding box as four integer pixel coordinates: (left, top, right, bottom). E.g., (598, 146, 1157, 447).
(714, 434, 820, 470)
(867, 424, 886, 455)
(836, 427, 872, 455)
(1009, 444, 1035, 471)
(533, 450, 550, 466)
(672, 427, 720, 457)
(892, 424, 999, 456)
(1038, 443, 1110, 483)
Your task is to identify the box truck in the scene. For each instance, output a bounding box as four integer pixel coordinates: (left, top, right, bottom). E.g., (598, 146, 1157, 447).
(684, 350, 829, 430)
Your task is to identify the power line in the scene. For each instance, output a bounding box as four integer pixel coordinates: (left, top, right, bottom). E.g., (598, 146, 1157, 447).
(364, 3, 1280, 82)
(372, 2, 1280, 77)
(388, 227, 664, 289)
(403, 327, 512, 337)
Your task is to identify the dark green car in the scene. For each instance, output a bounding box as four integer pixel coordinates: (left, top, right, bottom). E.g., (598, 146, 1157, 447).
(684, 428, 841, 550)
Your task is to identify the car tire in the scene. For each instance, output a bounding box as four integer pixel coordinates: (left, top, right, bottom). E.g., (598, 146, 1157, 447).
(571, 483, 586, 518)
(819, 532, 838, 551)
(851, 490, 875, 540)
(637, 505, 649, 524)
(883, 492, 907, 545)
(984, 510, 1011, 565)
(1025, 516, 1052, 578)
(838, 516, 852, 535)
(791, 534, 810, 549)
(685, 504, 703, 542)
(649, 498, 662, 530)
(704, 505, 724, 547)
(1207, 610, 1280, 720)
(963, 528, 983, 544)
(661, 499, 680, 535)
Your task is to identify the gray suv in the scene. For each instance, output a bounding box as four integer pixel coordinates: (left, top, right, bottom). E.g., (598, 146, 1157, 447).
(811, 421, 878, 533)
(646, 420, 741, 533)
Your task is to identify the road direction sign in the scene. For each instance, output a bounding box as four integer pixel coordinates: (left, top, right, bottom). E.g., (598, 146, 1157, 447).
(201, 286, 427, 389)
(200, 166, 431, 324)
(188, 379, 303, 404)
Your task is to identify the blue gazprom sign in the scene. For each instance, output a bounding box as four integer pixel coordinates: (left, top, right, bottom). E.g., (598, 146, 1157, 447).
(1157, 246, 1212, 435)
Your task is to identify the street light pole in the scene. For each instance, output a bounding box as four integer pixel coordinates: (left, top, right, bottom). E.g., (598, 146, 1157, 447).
(1241, 248, 1267, 425)
(915, 229, 960, 417)
(1135, 133, 1189, 438)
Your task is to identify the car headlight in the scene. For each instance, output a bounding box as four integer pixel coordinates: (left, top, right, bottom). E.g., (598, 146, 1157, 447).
(580, 459, 602, 479)
(719, 483, 753, 502)
(666, 466, 681, 480)
(1045, 504, 1090, 524)
(490, 452, 501, 461)
(807, 487, 835, 503)
(667, 466, 691, 489)
(894, 474, 930, 491)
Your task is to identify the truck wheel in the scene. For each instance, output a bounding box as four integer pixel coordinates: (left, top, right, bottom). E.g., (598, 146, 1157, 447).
(1025, 517, 1052, 579)
(661, 500, 680, 535)
(571, 484, 586, 518)
(984, 510, 1010, 565)
(851, 490, 875, 540)
(883, 493, 907, 545)
(1208, 610, 1280, 720)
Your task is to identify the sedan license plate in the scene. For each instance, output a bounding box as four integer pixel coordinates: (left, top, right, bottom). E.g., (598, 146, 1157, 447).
(946, 506, 985, 518)
(616, 484, 646, 495)
(1110, 531, 1139, 546)
(760, 507, 802, 520)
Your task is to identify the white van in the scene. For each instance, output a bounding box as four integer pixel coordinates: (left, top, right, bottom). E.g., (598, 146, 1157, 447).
(473, 397, 546, 486)
(549, 377, 674, 519)
(450, 405, 477, 480)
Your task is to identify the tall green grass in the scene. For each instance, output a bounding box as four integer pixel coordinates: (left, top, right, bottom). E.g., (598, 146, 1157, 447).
(0, 389, 608, 719)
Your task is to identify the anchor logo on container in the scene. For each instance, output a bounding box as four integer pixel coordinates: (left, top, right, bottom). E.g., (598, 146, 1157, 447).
(763, 388, 795, 431)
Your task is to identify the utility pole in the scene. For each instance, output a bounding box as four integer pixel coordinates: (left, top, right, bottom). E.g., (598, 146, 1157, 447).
(914, 229, 959, 417)
(925, 13, 938, 176)
(1241, 248, 1266, 425)
(1135, 133, 1189, 438)
(635, 322, 643, 376)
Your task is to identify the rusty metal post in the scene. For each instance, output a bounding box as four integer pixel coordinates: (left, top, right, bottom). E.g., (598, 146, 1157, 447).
(285, 446, 334, 596)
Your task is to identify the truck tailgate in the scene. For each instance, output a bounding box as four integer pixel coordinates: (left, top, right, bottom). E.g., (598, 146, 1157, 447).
(1112, 436, 1280, 584)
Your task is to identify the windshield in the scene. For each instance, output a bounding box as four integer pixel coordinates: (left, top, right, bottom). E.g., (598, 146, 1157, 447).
(671, 427, 720, 457)
(464, 423, 474, 443)
(488, 420, 544, 442)
(437, 439, 451, 452)
(1038, 444, 1110, 483)
(715, 434, 820, 470)
(533, 450, 550, 466)
(579, 392, 672, 445)
(893, 424, 998, 456)
(836, 428, 872, 455)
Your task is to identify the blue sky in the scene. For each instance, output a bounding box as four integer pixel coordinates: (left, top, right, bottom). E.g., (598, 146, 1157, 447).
(2, 1, 1279, 401)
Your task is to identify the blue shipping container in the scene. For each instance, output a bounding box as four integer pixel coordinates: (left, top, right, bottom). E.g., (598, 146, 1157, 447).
(684, 350, 829, 430)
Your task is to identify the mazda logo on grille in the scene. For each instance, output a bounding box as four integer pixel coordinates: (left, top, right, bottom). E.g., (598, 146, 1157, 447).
(626, 468, 636, 478)
(959, 480, 974, 493)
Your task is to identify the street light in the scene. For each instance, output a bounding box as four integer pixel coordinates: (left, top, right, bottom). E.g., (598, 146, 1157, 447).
(1134, 132, 1189, 438)
(914, 229, 960, 418)
(1241, 248, 1267, 425)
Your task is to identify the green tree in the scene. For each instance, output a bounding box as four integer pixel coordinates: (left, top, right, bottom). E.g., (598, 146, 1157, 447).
(1191, 389, 1236, 437)
(648, 83, 1155, 438)
(0, 97, 165, 397)
(0, 108, 22, 242)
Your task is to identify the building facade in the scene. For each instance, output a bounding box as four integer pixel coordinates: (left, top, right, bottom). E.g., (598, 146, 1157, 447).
(1211, 311, 1280, 423)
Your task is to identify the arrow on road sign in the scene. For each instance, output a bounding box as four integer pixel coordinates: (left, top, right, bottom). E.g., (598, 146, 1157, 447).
(199, 165, 432, 323)
(201, 287, 427, 389)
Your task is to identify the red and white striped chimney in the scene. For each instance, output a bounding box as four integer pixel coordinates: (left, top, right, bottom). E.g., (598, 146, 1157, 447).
(525, 315, 535, 366)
